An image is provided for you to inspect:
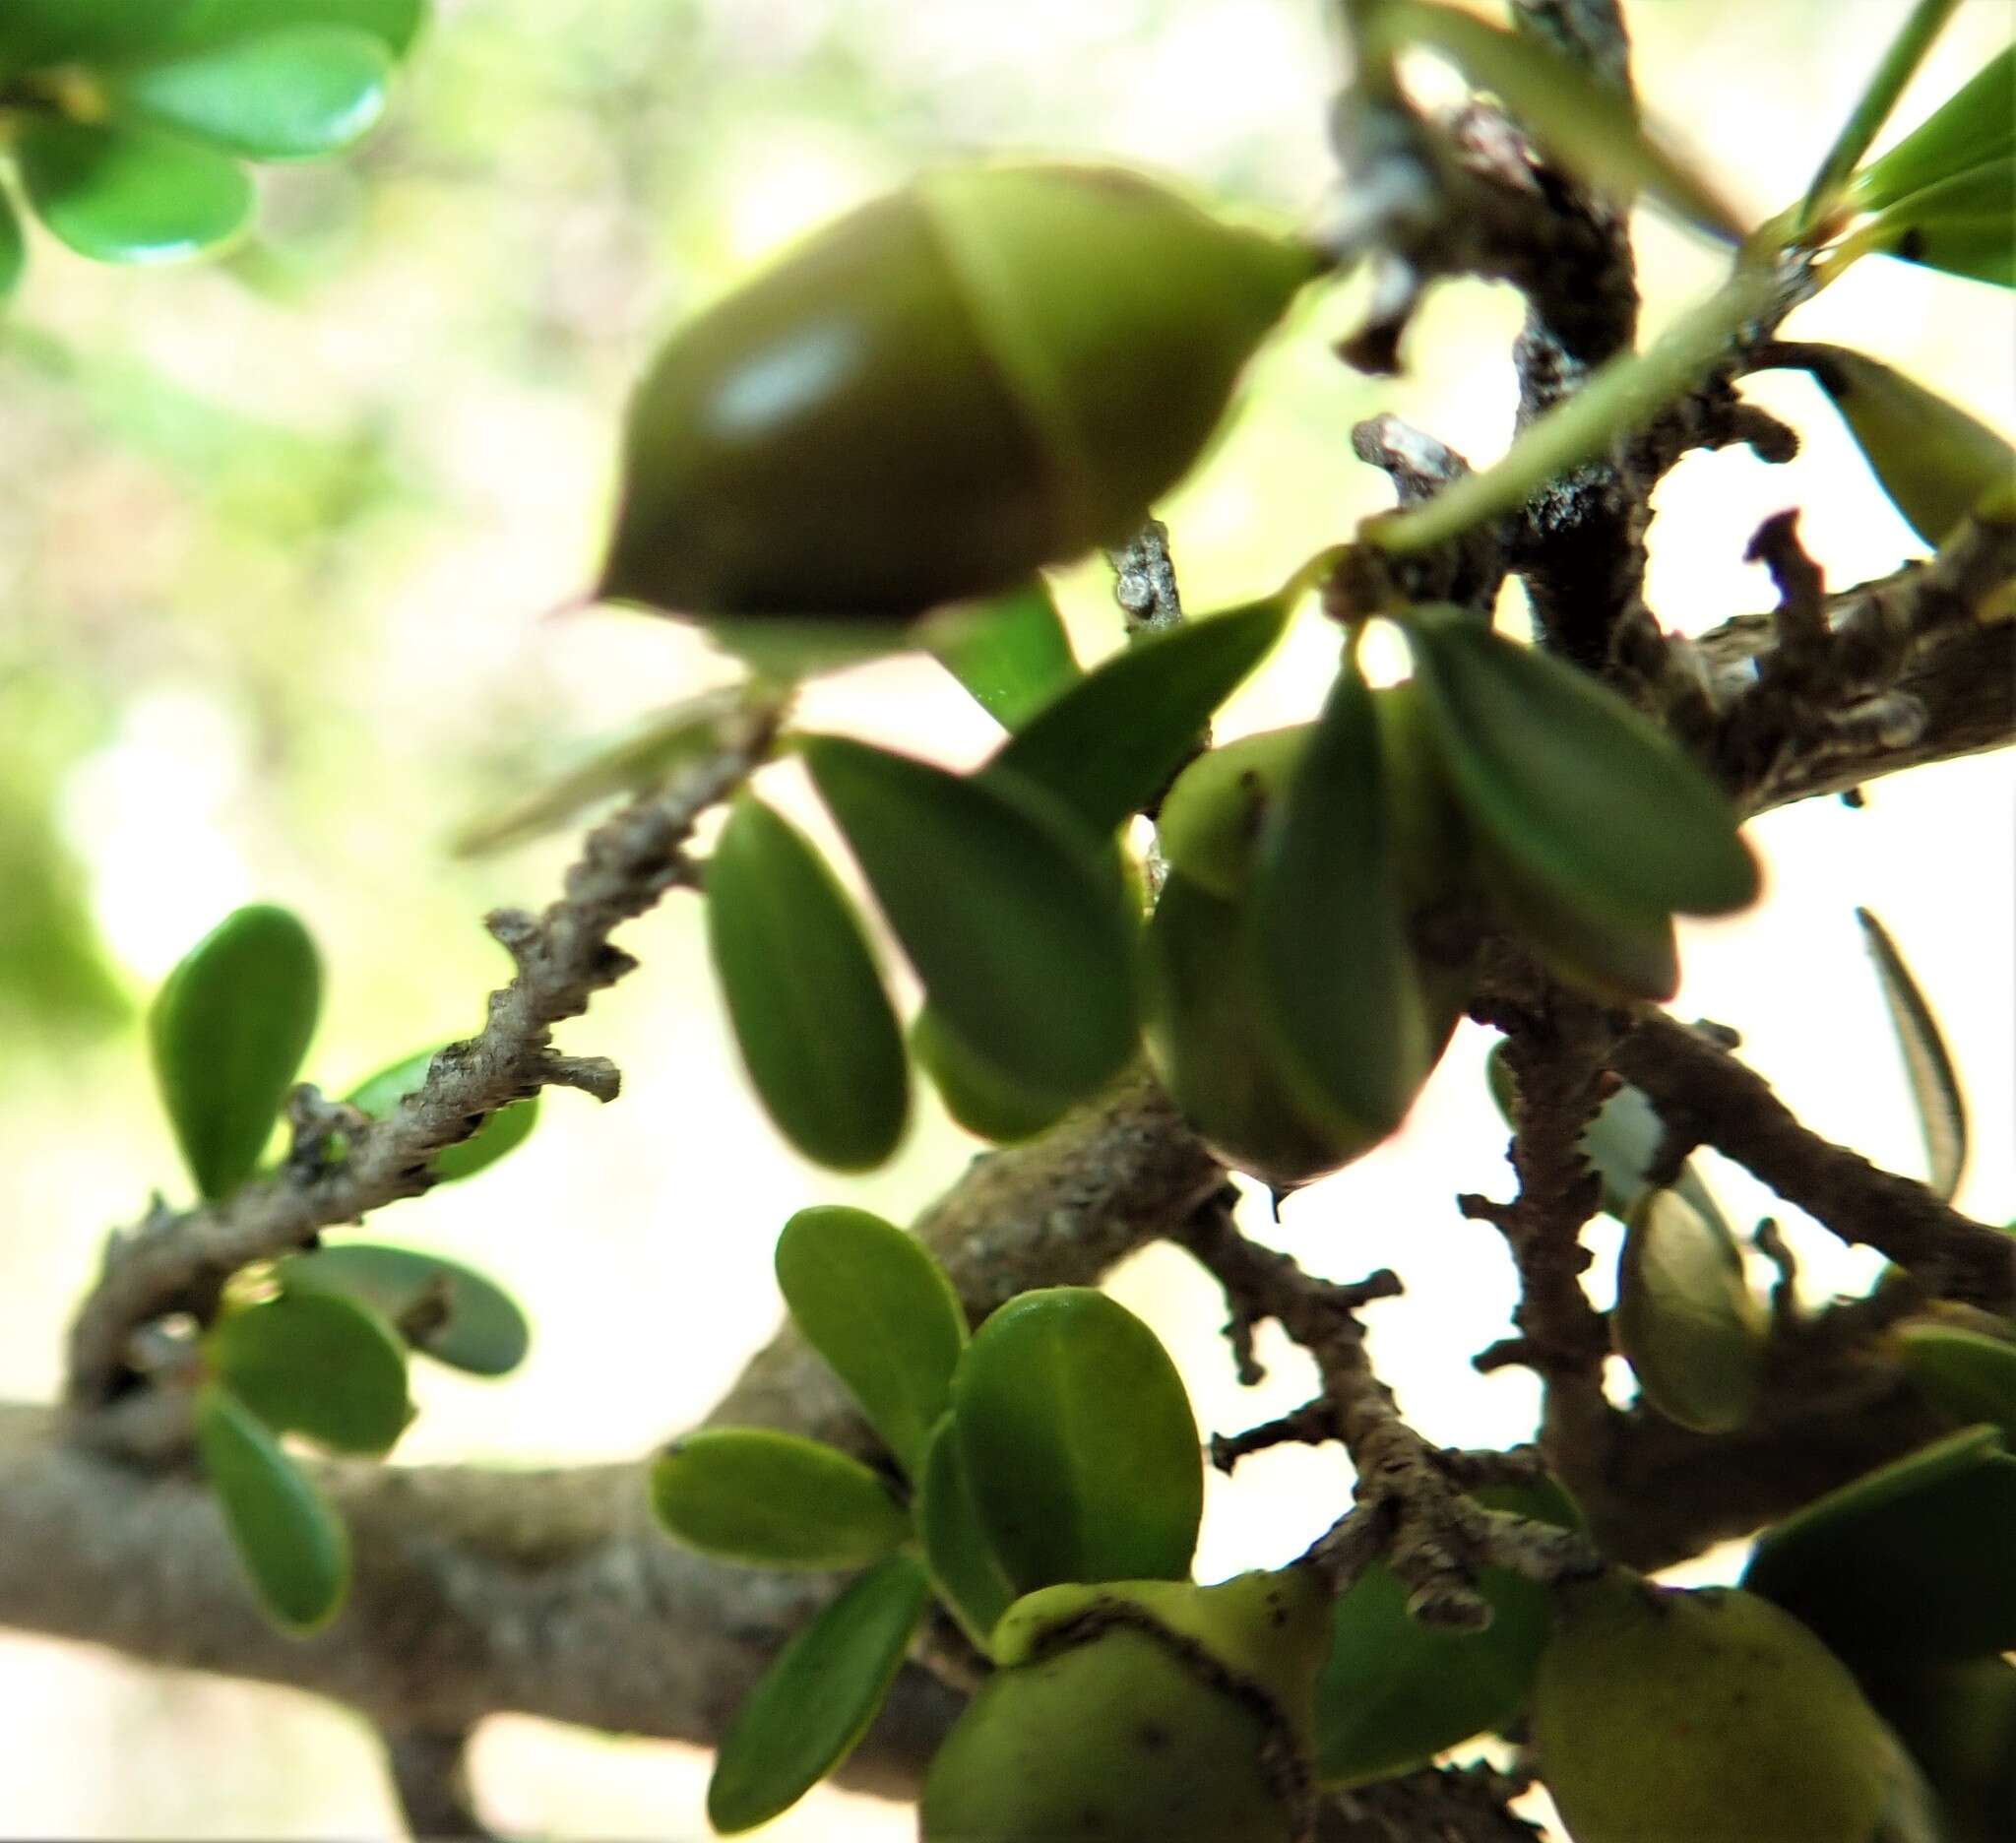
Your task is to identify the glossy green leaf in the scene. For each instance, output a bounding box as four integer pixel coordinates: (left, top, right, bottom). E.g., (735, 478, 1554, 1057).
(1894, 1321, 2016, 1442)
(344, 1047, 539, 1184)
(801, 735, 1139, 1110)
(1376, 2, 1745, 242)
(914, 1414, 1018, 1653)
(1857, 907, 1968, 1199)
(1800, 0, 1963, 227)
(109, 27, 391, 161)
(280, 1242, 530, 1377)
(1408, 608, 1758, 922)
(911, 1006, 1070, 1144)
(208, 1284, 411, 1455)
(707, 1556, 930, 1833)
(706, 792, 909, 1173)
(0, 193, 24, 303)
(194, 1382, 349, 1634)
(1743, 1426, 2016, 1665)
(1863, 158, 2016, 287)
(649, 1429, 911, 1569)
(983, 598, 1291, 836)
(1315, 1480, 1580, 1787)
(923, 579, 1080, 730)
(1248, 656, 1423, 1138)
(951, 1287, 1201, 1594)
(1852, 45, 2015, 214)
(1613, 1186, 1767, 1433)
(150, 903, 321, 1200)
(16, 120, 254, 266)
(775, 1206, 967, 1476)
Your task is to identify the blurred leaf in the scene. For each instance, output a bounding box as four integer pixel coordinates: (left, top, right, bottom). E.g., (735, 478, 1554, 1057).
(1865, 1656, 2016, 1843)
(914, 1414, 1017, 1654)
(1800, 0, 1963, 227)
(706, 792, 909, 1173)
(1315, 1480, 1580, 1787)
(1857, 907, 1968, 1199)
(649, 1429, 911, 1569)
(1851, 44, 2015, 214)
(911, 1006, 1070, 1145)
(1407, 607, 1757, 926)
(150, 904, 321, 1200)
(1743, 1426, 2016, 1666)
(1248, 655, 1423, 1141)
(1156, 726, 1308, 902)
(208, 1284, 411, 1455)
(1863, 158, 2016, 287)
(774, 1206, 967, 1477)
(0, 0, 425, 65)
(16, 120, 254, 265)
(1475, 834, 1681, 1002)
(172, 0, 427, 57)
(951, 1287, 1201, 1594)
(0, 791, 128, 1038)
(1894, 1321, 2016, 1441)
(109, 26, 392, 162)
(983, 598, 1290, 835)
(0, 192, 24, 301)
(1377, 2, 1745, 241)
(1613, 1186, 1767, 1434)
(707, 1556, 930, 1834)
(281, 1242, 530, 1377)
(922, 579, 1080, 730)
(801, 735, 1139, 1112)
(194, 1382, 349, 1634)
(345, 1047, 539, 1183)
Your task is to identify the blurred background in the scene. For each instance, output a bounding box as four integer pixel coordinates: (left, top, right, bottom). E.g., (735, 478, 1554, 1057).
(0, 0, 2010, 1834)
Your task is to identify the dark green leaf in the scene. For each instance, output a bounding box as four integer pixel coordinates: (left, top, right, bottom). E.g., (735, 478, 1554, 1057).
(150, 903, 321, 1200)
(914, 1414, 1017, 1653)
(1743, 1426, 2016, 1665)
(705, 792, 910, 1172)
(109, 26, 391, 161)
(649, 1428, 911, 1569)
(208, 1284, 411, 1455)
(194, 1382, 349, 1634)
(1376, 2, 1745, 242)
(0, 192, 24, 301)
(707, 1556, 930, 1833)
(1613, 1186, 1767, 1434)
(1315, 1480, 1580, 1787)
(1800, 0, 1963, 226)
(951, 1287, 1201, 1594)
(167, 0, 427, 57)
(1408, 607, 1759, 921)
(774, 1205, 967, 1476)
(0, 0, 419, 72)
(923, 579, 1080, 729)
(1475, 833, 1681, 1001)
(345, 1048, 539, 1184)
(912, 1006, 1071, 1144)
(1248, 656, 1423, 1139)
(1852, 45, 2015, 214)
(16, 120, 254, 266)
(802, 735, 1139, 1110)
(1857, 907, 1968, 1199)
(984, 598, 1290, 835)
(1864, 158, 2016, 287)
(280, 1242, 530, 1377)
(1894, 1321, 2016, 1441)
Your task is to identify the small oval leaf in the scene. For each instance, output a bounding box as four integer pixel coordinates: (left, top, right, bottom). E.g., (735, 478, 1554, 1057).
(108, 26, 392, 161)
(802, 735, 1139, 1110)
(706, 792, 910, 1173)
(1857, 907, 1968, 1200)
(914, 1414, 1018, 1654)
(951, 1287, 1202, 1594)
(280, 1241, 531, 1377)
(649, 1428, 911, 1569)
(16, 120, 254, 265)
(1614, 1186, 1767, 1434)
(194, 1382, 349, 1634)
(208, 1284, 411, 1455)
(983, 598, 1291, 836)
(150, 903, 322, 1201)
(1894, 1320, 2016, 1441)
(1852, 45, 2015, 215)
(345, 1048, 539, 1184)
(922, 579, 1081, 730)
(775, 1206, 968, 1476)
(706, 1555, 931, 1834)
(911, 1006, 1071, 1145)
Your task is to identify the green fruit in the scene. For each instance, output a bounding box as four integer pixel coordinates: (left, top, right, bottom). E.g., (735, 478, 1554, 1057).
(600, 163, 1319, 622)
(920, 1571, 1325, 1843)
(1157, 726, 1310, 900)
(1534, 1573, 1895, 1843)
